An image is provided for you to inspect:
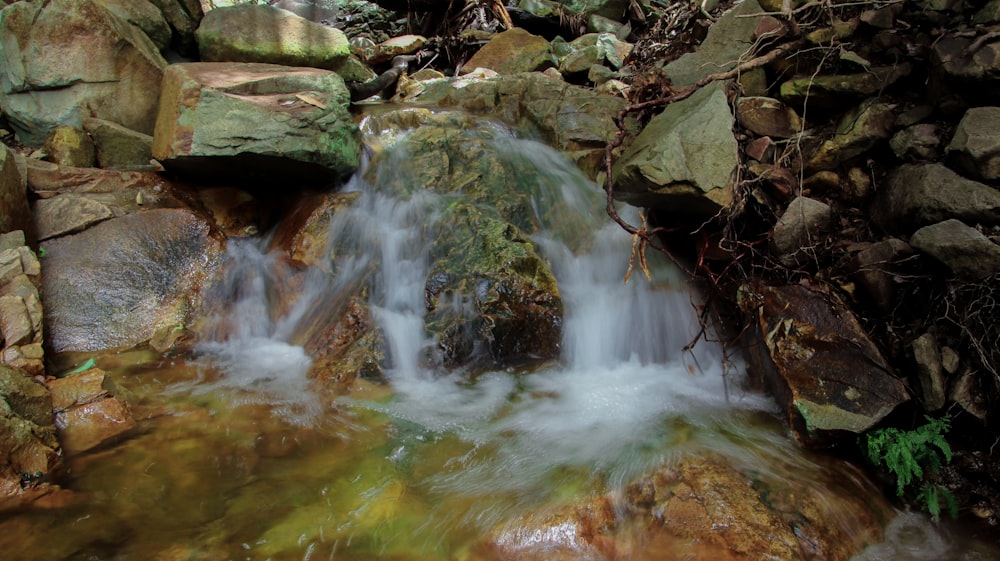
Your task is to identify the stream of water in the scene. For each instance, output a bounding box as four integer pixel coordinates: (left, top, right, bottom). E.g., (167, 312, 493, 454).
(2, 114, 995, 561)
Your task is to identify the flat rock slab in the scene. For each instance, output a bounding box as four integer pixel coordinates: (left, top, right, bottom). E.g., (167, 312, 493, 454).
(152, 62, 361, 184)
(740, 281, 910, 444)
(41, 208, 225, 353)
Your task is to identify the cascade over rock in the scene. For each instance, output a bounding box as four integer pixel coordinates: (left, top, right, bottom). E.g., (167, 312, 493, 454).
(0, 0, 167, 146)
(41, 208, 225, 353)
(195, 5, 352, 72)
(152, 62, 361, 183)
(400, 72, 627, 176)
(739, 281, 910, 444)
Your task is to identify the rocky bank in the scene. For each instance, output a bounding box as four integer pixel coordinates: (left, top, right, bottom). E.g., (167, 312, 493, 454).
(0, 0, 997, 554)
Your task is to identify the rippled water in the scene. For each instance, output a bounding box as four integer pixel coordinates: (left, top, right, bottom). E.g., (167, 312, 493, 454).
(4, 117, 997, 561)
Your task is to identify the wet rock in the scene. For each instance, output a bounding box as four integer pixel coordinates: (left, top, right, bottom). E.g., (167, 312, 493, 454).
(611, 82, 737, 218)
(0, 0, 166, 146)
(807, 100, 896, 171)
(0, 146, 33, 241)
(425, 204, 563, 366)
(49, 368, 135, 455)
(779, 65, 910, 110)
(771, 196, 835, 267)
(41, 208, 225, 353)
(151, 62, 361, 183)
(739, 281, 910, 443)
(909, 219, 1000, 280)
(191, 187, 262, 238)
(0, 364, 59, 501)
(33, 194, 115, 241)
(873, 163, 1000, 232)
(271, 191, 361, 270)
(663, 0, 764, 86)
(848, 238, 913, 311)
(947, 106, 1000, 180)
(148, 0, 204, 56)
(408, 72, 627, 176)
(735, 97, 803, 139)
(912, 333, 946, 412)
(890, 123, 942, 161)
(82, 118, 154, 170)
(476, 453, 891, 561)
(461, 28, 556, 75)
(42, 126, 96, 169)
(195, 5, 351, 72)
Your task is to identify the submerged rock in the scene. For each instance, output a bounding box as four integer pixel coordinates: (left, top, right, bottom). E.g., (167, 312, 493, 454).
(739, 281, 909, 444)
(152, 62, 361, 183)
(474, 452, 891, 561)
(41, 208, 225, 353)
(0, 364, 60, 504)
(48, 368, 135, 455)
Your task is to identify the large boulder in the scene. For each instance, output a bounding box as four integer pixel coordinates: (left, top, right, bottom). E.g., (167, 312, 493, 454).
(0, 0, 167, 146)
(93, 0, 172, 51)
(152, 62, 361, 183)
(611, 82, 738, 219)
(148, 0, 204, 56)
(873, 163, 1000, 233)
(364, 116, 565, 368)
(41, 208, 226, 353)
(739, 281, 910, 444)
(195, 5, 351, 72)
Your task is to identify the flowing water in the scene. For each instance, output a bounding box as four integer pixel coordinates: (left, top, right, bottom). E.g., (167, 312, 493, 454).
(3, 114, 996, 561)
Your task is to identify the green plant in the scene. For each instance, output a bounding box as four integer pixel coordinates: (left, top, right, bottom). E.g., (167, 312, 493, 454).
(864, 415, 958, 521)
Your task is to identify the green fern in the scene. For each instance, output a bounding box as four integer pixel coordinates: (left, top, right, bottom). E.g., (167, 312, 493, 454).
(864, 416, 955, 520)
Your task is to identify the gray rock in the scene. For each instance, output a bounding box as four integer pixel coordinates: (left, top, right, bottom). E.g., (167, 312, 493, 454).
(41, 208, 226, 353)
(912, 333, 946, 411)
(147, 0, 204, 56)
(196, 5, 351, 71)
(933, 35, 1000, 84)
(93, 0, 172, 51)
(874, 163, 1000, 232)
(772, 196, 835, 266)
(890, 123, 942, 161)
(947, 106, 1000, 180)
(82, 118, 155, 170)
(0, 0, 166, 146)
(664, 0, 764, 86)
(33, 194, 115, 241)
(910, 219, 1000, 279)
(611, 82, 737, 217)
(151, 62, 361, 183)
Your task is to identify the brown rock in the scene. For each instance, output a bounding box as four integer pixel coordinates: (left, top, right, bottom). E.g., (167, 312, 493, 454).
(849, 238, 913, 310)
(736, 97, 803, 138)
(55, 397, 135, 455)
(739, 280, 910, 443)
(33, 194, 115, 241)
(47, 369, 110, 412)
(370, 35, 427, 64)
(0, 146, 34, 243)
(270, 191, 361, 270)
(912, 333, 946, 412)
(0, 295, 33, 348)
(771, 196, 835, 266)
